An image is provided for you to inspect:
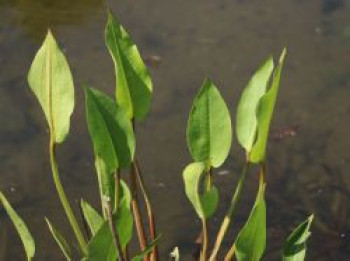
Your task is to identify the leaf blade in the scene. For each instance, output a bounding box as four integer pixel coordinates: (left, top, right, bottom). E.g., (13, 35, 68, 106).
(45, 218, 72, 261)
(27, 30, 74, 143)
(187, 78, 232, 167)
(235, 185, 266, 261)
(105, 10, 152, 120)
(0, 191, 35, 261)
(236, 57, 274, 153)
(250, 49, 287, 163)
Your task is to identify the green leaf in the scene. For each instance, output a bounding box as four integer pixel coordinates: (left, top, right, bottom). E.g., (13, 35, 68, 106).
(183, 162, 218, 219)
(201, 185, 219, 218)
(236, 57, 274, 153)
(187, 78, 232, 167)
(27, 30, 74, 144)
(0, 191, 35, 261)
(235, 185, 266, 261)
(87, 207, 133, 261)
(283, 215, 313, 261)
(45, 218, 72, 261)
(105, 9, 152, 120)
(250, 49, 286, 163)
(80, 200, 104, 236)
(87, 222, 117, 261)
(85, 86, 135, 199)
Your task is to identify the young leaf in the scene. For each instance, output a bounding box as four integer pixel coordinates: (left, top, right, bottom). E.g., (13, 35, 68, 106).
(105, 9, 152, 120)
(250, 49, 286, 163)
(187, 78, 232, 168)
(235, 185, 266, 261)
(27, 30, 74, 144)
(0, 191, 35, 261)
(283, 215, 313, 261)
(183, 162, 218, 219)
(236, 57, 274, 153)
(45, 218, 72, 261)
(80, 200, 104, 236)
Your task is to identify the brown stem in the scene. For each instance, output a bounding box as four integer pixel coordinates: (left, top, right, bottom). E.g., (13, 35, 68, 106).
(134, 160, 159, 261)
(130, 163, 148, 261)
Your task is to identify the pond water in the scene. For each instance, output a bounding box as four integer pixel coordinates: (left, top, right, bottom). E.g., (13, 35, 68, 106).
(0, 0, 350, 260)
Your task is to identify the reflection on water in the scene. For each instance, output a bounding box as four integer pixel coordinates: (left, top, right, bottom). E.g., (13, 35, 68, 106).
(0, 0, 350, 260)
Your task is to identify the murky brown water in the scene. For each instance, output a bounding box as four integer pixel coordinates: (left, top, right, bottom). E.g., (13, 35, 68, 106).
(0, 0, 349, 260)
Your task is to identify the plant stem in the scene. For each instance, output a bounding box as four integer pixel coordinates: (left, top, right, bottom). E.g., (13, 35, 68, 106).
(130, 163, 148, 261)
(106, 201, 125, 261)
(208, 162, 249, 261)
(134, 160, 159, 261)
(223, 244, 235, 261)
(49, 141, 88, 255)
(201, 218, 209, 261)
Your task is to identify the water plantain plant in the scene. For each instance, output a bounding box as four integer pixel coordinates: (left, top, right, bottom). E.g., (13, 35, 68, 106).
(0, 6, 313, 261)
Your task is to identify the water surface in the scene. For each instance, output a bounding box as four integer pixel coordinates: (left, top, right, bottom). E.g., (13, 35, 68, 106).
(0, 0, 350, 260)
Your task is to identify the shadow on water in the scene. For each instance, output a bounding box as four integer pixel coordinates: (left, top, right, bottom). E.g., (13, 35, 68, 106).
(0, 0, 350, 260)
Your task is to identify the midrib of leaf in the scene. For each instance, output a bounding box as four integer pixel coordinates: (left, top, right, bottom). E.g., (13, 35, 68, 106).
(45, 35, 55, 142)
(205, 88, 211, 167)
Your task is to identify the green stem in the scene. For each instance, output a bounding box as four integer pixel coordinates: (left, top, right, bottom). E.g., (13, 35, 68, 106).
(208, 162, 249, 261)
(201, 218, 208, 261)
(49, 141, 88, 255)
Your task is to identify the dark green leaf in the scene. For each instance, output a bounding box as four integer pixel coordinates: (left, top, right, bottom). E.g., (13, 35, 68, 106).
(187, 78, 232, 167)
(235, 185, 266, 261)
(0, 191, 35, 261)
(105, 10, 152, 120)
(250, 49, 287, 163)
(45, 218, 72, 261)
(236, 57, 274, 153)
(201, 185, 219, 218)
(27, 30, 74, 144)
(283, 215, 313, 261)
(80, 200, 104, 236)
(85, 86, 135, 199)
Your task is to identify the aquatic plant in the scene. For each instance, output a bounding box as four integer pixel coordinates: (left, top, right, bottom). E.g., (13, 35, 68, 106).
(0, 6, 313, 261)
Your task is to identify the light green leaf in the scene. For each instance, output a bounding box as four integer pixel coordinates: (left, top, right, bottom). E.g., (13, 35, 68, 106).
(236, 57, 274, 153)
(250, 49, 286, 163)
(0, 191, 35, 261)
(235, 185, 266, 261)
(27, 30, 74, 144)
(45, 218, 72, 261)
(187, 78, 232, 167)
(183, 162, 218, 219)
(85, 86, 135, 199)
(283, 215, 313, 261)
(201, 185, 219, 218)
(115, 201, 133, 248)
(80, 200, 104, 236)
(105, 9, 152, 120)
